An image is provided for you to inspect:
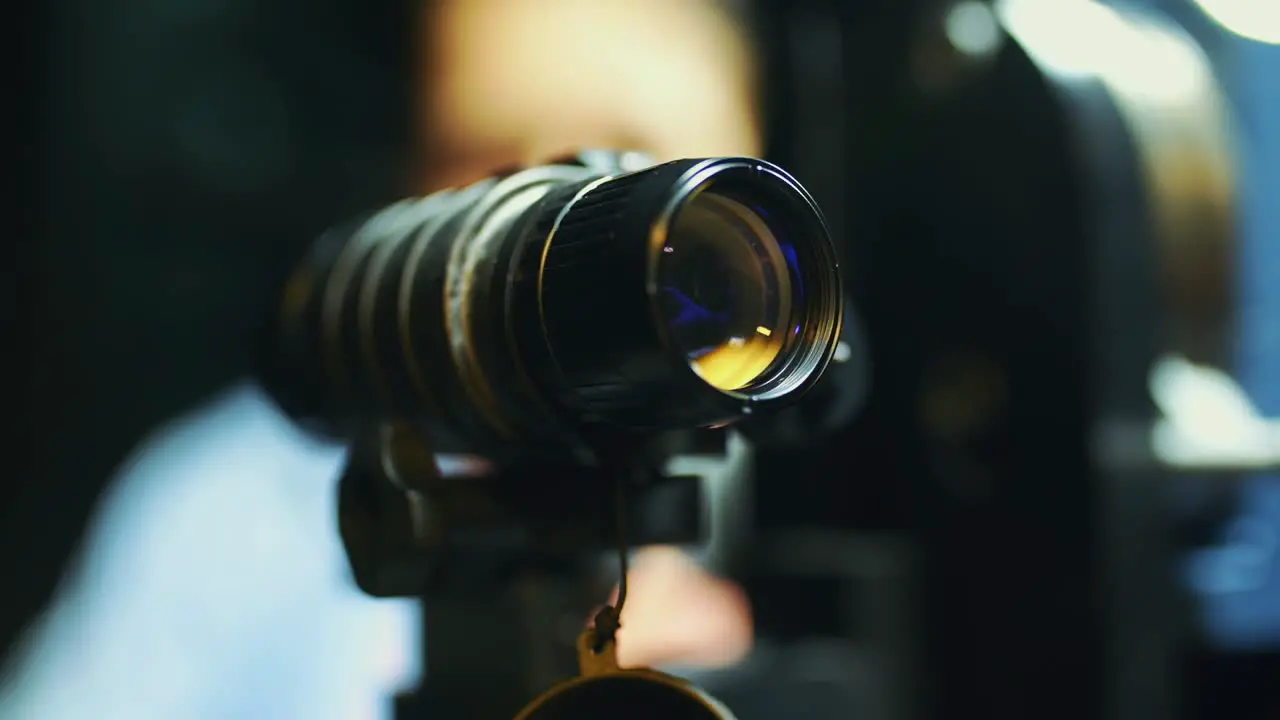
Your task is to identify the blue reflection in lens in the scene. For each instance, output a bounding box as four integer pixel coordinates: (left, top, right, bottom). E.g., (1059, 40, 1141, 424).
(754, 206, 805, 302)
(661, 286, 731, 359)
(662, 287, 728, 328)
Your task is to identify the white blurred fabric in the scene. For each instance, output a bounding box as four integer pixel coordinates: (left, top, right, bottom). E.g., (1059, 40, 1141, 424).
(0, 384, 422, 720)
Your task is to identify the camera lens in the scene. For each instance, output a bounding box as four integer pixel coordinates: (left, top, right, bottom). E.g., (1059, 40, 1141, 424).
(267, 154, 843, 457)
(656, 191, 794, 393)
(529, 158, 841, 431)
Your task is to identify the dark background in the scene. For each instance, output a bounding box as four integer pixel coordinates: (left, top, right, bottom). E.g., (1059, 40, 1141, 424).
(14, 0, 415, 660)
(13, 0, 1280, 715)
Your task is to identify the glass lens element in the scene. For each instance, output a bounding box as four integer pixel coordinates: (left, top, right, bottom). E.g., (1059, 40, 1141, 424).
(656, 191, 793, 392)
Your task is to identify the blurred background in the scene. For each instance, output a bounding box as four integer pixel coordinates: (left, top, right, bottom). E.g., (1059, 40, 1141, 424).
(12, 0, 1280, 718)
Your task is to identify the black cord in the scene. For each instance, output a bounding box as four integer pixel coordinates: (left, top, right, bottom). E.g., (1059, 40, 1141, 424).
(591, 473, 630, 653)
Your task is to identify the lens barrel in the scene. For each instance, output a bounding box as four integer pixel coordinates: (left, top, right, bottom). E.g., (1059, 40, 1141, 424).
(265, 154, 842, 460)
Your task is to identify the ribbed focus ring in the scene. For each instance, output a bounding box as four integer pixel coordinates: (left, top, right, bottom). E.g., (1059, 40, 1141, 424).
(539, 169, 651, 278)
(531, 160, 718, 425)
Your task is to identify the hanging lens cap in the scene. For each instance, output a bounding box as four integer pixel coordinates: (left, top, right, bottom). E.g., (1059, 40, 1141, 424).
(513, 630, 737, 720)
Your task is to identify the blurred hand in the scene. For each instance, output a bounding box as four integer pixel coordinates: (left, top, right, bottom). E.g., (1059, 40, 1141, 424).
(607, 546, 754, 670)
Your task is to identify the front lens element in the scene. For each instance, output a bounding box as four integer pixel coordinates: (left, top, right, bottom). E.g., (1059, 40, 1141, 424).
(656, 191, 794, 392)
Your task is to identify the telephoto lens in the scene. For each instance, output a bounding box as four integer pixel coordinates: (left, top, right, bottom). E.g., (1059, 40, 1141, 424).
(265, 152, 843, 462)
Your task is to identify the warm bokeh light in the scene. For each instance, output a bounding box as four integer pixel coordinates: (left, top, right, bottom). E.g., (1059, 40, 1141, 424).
(419, 0, 761, 190)
(692, 336, 784, 391)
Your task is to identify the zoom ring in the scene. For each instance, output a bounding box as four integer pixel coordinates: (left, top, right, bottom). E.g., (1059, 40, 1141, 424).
(532, 161, 711, 425)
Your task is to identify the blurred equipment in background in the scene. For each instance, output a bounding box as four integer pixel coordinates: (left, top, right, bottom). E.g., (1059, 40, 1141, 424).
(723, 0, 1278, 718)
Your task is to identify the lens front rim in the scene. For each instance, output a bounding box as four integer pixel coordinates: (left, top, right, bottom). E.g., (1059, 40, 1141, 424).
(645, 159, 844, 412)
